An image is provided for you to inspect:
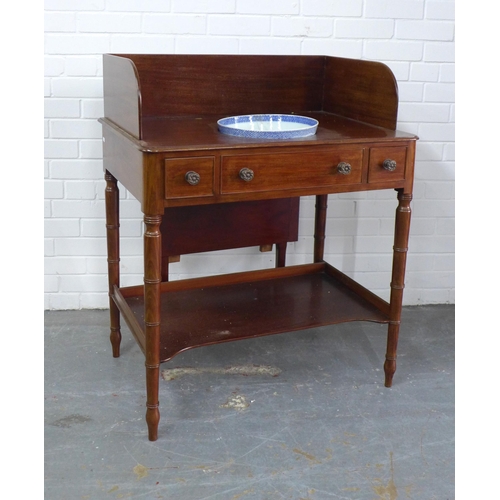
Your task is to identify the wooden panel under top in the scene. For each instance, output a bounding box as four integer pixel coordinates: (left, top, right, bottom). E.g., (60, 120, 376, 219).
(221, 148, 364, 194)
(122, 264, 390, 362)
(160, 198, 299, 256)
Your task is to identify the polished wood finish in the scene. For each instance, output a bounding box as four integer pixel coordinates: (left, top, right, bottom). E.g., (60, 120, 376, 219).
(122, 263, 391, 362)
(100, 54, 418, 441)
(322, 56, 399, 129)
(102, 56, 141, 138)
(385, 190, 413, 387)
(368, 146, 407, 183)
(164, 156, 215, 199)
(143, 214, 162, 442)
(159, 198, 299, 280)
(104, 171, 121, 357)
(220, 147, 364, 194)
(314, 195, 328, 263)
(116, 54, 325, 124)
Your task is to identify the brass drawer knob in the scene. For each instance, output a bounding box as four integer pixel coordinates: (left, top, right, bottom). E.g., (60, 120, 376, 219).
(337, 162, 351, 175)
(383, 159, 397, 171)
(185, 171, 201, 185)
(239, 168, 254, 182)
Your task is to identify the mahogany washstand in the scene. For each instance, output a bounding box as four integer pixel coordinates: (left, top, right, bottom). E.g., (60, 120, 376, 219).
(100, 54, 417, 441)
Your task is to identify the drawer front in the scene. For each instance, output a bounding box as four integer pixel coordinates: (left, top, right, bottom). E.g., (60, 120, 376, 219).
(221, 148, 364, 194)
(368, 146, 407, 183)
(165, 157, 215, 199)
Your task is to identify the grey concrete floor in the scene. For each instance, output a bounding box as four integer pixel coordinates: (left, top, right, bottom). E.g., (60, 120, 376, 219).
(45, 305, 454, 500)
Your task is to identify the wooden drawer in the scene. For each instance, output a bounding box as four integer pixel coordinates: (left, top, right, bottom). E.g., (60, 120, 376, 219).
(368, 146, 407, 183)
(164, 156, 215, 199)
(221, 148, 364, 194)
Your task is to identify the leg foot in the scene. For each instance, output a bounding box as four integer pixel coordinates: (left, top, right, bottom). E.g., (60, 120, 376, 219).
(146, 405, 160, 441)
(109, 296, 121, 357)
(110, 325, 121, 358)
(384, 358, 396, 387)
(145, 362, 160, 441)
(146, 365, 160, 441)
(384, 323, 400, 387)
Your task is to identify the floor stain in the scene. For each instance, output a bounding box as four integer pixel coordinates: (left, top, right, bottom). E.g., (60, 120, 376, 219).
(133, 464, 149, 480)
(50, 414, 92, 428)
(292, 448, 321, 464)
(220, 394, 250, 411)
(232, 489, 254, 499)
(373, 452, 398, 500)
(299, 489, 316, 500)
(162, 364, 281, 381)
(405, 484, 414, 498)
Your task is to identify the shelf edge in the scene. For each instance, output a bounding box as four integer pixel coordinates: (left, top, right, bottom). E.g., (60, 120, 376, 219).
(323, 262, 391, 318)
(112, 285, 146, 354)
(120, 263, 326, 297)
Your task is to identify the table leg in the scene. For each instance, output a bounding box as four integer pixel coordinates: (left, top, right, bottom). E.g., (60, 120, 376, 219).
(314, 194, 328, 262)
(275, 242, 287, 267)
(105, 171, 121, 358)
(144, 214, 162, 441)
(384, 189, 412, 387)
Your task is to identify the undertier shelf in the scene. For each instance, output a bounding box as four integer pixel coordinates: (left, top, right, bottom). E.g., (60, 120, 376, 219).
(116, 263, 391, 362)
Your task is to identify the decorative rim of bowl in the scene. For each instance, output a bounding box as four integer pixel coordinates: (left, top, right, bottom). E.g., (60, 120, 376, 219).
(217, 114, 319, 139)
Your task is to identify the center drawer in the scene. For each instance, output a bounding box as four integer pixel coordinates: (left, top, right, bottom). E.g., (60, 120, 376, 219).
(221, 148, 364, 194)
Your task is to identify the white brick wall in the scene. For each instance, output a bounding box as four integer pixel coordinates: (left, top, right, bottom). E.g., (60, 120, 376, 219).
(44, 0, 455, 310)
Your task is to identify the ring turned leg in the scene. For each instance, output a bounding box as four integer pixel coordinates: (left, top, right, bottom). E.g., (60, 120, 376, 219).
(314, 194, 328, 262)
(384, 189, 412, 387)
(144, 214, 163, 441)
(105, 171, 121, 358)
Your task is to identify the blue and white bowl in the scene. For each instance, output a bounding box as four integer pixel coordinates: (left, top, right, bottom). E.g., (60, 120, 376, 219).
(217, 114, 318, 140)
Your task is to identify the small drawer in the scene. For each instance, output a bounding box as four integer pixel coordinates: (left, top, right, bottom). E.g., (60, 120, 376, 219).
(164, 156, 215, 199)
(368, 147, 407, 183)
(221, 148, 364, 194)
